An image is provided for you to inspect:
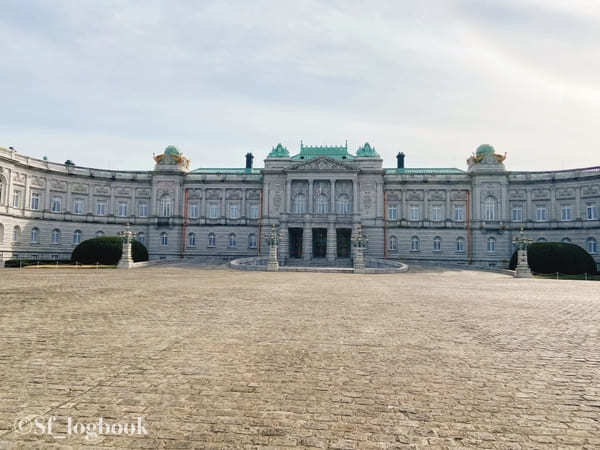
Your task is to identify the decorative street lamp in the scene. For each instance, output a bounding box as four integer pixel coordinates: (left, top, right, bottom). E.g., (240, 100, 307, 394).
(267, 224, 279, 272)
(117, 223, 137, 269)
(512, 227, 533, 278)
(351, 224, 368, 273)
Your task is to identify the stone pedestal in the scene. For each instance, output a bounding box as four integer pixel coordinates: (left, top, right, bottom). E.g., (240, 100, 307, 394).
(117, 240, 135, 269)
(353, 247, 366, 274)
(514, 249, 532, 278)
(267, 243, 279, 272)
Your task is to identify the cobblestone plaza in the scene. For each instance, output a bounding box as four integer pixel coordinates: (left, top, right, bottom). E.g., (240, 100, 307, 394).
(1, 267, 599, 448)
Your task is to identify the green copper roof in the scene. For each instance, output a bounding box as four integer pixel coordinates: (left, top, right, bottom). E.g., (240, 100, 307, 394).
(476, 144, 495, 156)
(189, 168, 263, 175)
(267, 143, 290, 158)
(164, 145, 180, 156)
(385, 168, 464, 174)
(355, 142, 379, 157)
(291, 142, 354, 160)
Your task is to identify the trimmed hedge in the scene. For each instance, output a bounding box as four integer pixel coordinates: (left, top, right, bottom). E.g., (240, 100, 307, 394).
(509, 242, 597, 275)
(71, 236, 148, 265)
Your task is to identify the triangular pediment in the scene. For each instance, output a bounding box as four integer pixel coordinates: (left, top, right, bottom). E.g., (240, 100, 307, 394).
(289, 157, 354, 172)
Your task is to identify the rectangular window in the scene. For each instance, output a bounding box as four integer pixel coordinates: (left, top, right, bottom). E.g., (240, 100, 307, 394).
(118, 202, 128, 217)
(51, 197, 62, 213)
(512, 207, 523, 222)
(454, 206, 464, 222)
(388, 205, 397, 221)
(30, 192, 40, 210)
(561, 206, 572, 221)
(431, 206, 442, 221)
(587, 204, 597, 220)
(12, 190, 21, 208)
(96, 201, 106, 216)
(209, 204, 219, 219)
(189, 203, 199, 218)
(73, 199, 84, 215)
(409, 206, 420, 221)
(138, 202, 148, 217)
(535, 206, 547, 222)
(249, 204, 259, 219)
(229, 204, 239, 219)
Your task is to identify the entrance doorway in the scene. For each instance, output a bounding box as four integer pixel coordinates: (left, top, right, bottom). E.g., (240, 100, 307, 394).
(289, 228, 303, 258)
(312, 228, 327, 258)
(336, 229, 351, 258)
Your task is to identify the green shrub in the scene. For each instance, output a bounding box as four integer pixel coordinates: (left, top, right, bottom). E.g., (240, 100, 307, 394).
(71, 236, 148, 265)
(509, 242, 597, 275)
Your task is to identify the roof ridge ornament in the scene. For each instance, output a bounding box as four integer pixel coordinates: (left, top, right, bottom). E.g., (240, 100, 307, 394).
(356, 142, 379, 157)
(267, 143, 290, 158)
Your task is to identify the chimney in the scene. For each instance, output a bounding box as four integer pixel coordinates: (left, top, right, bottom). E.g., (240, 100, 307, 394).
(396, 152, 405, 169)
(245, 152, 254, 169)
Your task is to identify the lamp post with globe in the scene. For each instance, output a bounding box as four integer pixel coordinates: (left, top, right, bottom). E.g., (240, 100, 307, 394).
(351, 224, 368, 273)
(266, 224, 280, 272)
(117, 224, 137, 269)
(512, 227, 533, 278)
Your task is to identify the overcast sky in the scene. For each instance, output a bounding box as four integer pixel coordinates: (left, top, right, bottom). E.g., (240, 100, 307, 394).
(1, 0, 599, 171)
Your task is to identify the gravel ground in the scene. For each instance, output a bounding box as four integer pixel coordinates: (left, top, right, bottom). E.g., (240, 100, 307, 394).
(0, 267, 599, 449)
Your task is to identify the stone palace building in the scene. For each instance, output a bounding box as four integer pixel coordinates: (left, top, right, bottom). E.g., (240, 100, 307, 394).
(0, 143, 599, 269)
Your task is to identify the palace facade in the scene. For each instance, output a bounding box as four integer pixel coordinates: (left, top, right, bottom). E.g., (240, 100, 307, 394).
(0, 143, 599, 269)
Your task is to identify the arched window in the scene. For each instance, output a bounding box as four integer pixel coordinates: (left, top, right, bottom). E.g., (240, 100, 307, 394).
(137, 232, 145, 245)
(587, 237, 598, 254)
(208, 232, 216, 247)
(73, 230, 82, 245)
(228, 233, 236, 248)
(51, 229, 61, 244)
(456, 237, 465, 253)
(487, 237, 496, 253)
(410, 236, 420, 251)
(389, 235, 398, 251)
(293, 194, 305, 214)
(31, 227, 40, 243)
(0, 223, 4, 243)
(188, 232, 196, 247)
(484, 196, 497, 221)
(159, 196, 172, 217)
(433, 236, 442, 251)
(561, 237, 571, 243)
(248, 233, 257, 248)
(160, 232, 168, 246)
(537, 237, 547, 242)
(316, 194, 328, 214)
(13, 225, 21, 242)
(96, 231, 104, 237)
(336, 194, 351, 215)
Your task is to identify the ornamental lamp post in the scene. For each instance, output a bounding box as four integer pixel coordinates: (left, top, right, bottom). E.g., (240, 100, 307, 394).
(267, 224, 279, 272)
(512, 227, 533, 278)
(117, 223, 137, 269)
(351, 224, 368, 273)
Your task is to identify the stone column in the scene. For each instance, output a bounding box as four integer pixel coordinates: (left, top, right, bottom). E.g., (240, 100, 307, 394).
(241, 188, 246, 219)
(353, 246, 365, 273)
(303, 221, 312, 261)
(308, 180, 314, 214)
(326, 219, 336, 262)
(286, 180, 292, 214)
(330, 179, 336, 214)
(279, 221, 288, 264)
(352, 179, 359, 216)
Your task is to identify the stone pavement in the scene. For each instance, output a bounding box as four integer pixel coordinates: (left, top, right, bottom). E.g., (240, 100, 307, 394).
(0, 267, 599, 449)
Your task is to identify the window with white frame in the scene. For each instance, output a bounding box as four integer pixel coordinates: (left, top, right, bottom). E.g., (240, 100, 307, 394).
(12, 190, 21, 208)
(389, 235, 398, 250)
(30, 192, 40, 210)
(337, 195, 351, 215)
(96, 201, 106, 216)
(293, 194, 305, 214)
(118, 202, 128, 217)
(189, 203, 199, 218)
(431, 206, 442, 221)
(13, 226, 21, 242)
(229, 204, 240, 219)
(51, 229, 61, 244)
(248, 233, 257, 248)
(96, 231, 104, 237)
(208, 203, 219, 219)
(138, 202, 148, 217)
(160, 196, 172, 217)
(409, 206, 420, 221)
(249, 204, 259, 219)
(73, 199, 84, 215)
(73, 230, 82, 245)
(454, 205, 465, 222)
(561, 205, 572, 221)
(160, 232, 168, 246)
(456, 237, 465, 253)
(410, 236, 420, 251)
(51, 197, 62, 213)
(228, 233, 236, 248)
(137, 232, 145, 245)
(433, 236, 441, 251)
(587, 237, 598, 254)
(31, 227, 39, 243)
(208, 232, 216, 247)
(188, 232, 196, 247)
(388, 205, 398, 221)
(487, 237, 496, 253)
(587, 204, 597, 220)
(484, 196, 497, 221)
(316, 194, 328, 214)
(535, 206, 547, 222)
(512, 206, 523, 222)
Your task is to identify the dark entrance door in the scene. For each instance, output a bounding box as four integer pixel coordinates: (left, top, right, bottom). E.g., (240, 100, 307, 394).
(336, 229, 351, 258)
(312, 228, 327, 258)
(289, 228, 303, 258)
